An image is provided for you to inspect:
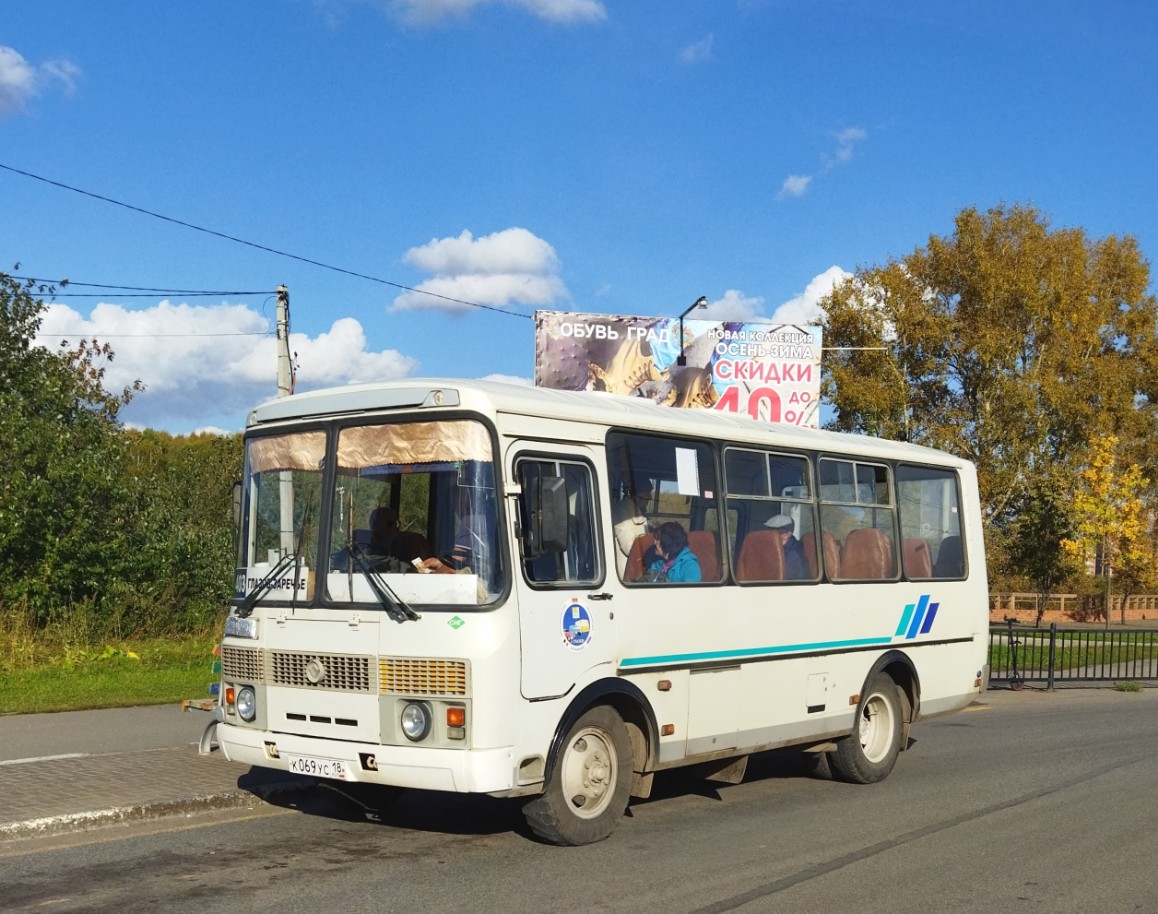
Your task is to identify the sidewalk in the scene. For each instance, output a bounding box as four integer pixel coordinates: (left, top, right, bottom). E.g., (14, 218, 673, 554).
(0, 741, 314, 842)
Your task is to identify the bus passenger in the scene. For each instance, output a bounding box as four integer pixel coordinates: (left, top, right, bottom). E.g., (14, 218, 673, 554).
(765, 515, 810, 580)
(648, 521, 702, 583)
(613, 478, 653, 571)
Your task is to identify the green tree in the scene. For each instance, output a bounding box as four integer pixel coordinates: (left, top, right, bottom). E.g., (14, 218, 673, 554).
(1003, 477, 1081, 626)
(123, 430, 242, 628)
(0, 272, 139, 625)
(821, 204, 1158, 535)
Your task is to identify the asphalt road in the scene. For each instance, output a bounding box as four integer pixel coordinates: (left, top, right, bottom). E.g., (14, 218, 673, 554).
(3, 688, 1157, 914)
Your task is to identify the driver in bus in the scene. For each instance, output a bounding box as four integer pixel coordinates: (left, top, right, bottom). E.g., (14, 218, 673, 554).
(422, 487, 493, 585)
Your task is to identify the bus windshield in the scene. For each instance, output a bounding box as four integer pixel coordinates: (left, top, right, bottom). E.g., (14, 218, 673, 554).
(236, 429, 326, 605)
(324, 418, 502, 608)
(236, 418, 503, 609)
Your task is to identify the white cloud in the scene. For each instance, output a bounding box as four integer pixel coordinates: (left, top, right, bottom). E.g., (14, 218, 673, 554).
(769, 265, 851, 325)
(701, 289, 766, 322)
(777, 174, 812, 200)
(35, 300, 417, 430)
(394, 227, 568, 314)
(824, 126, 867, 169)
(0, 46, 80, 118)
(680, 33, 714, 64)
(393, 0, 606, 25)
(777, 126, 867, 201)
(480, 373, 532, 386)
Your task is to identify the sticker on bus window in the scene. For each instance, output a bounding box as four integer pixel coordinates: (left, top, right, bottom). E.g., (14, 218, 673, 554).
(562, 602, 592, 650)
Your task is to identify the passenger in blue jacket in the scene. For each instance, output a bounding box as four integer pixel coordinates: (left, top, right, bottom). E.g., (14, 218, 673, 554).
(648, 521, 702, 583)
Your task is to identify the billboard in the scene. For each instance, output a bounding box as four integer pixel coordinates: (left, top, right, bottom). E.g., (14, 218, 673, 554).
(534, 310, 823, 427)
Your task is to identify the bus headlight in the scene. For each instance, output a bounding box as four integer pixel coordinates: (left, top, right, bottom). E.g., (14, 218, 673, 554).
(236, 686, 257, 722)
(400, 702, 431, 741)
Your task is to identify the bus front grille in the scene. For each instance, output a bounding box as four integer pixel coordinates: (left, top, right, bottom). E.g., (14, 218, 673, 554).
(269, 651, 374, 692)
(380, 657, 469, 696)
(220, 646, 262, 683)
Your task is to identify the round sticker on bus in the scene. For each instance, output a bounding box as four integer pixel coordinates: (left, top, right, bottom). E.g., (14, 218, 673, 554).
(562, 602, 592, 650)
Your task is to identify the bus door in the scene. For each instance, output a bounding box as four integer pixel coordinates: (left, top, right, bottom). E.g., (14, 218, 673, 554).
(510, 445, 612, 699)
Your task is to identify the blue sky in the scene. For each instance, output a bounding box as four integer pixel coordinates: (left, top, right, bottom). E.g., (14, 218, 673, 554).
(3, 0, 1156, 433)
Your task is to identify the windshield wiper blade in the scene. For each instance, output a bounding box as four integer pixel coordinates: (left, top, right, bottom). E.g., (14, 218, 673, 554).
(348, 542, 421, 623)
(237, 552, 298, 618)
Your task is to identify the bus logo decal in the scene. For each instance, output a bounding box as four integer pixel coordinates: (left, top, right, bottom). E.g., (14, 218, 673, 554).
(895, 594, 940, 640)
(562, 601, 592, 650)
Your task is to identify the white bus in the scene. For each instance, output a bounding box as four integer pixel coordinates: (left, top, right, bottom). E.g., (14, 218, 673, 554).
(215, 378, 989, 845)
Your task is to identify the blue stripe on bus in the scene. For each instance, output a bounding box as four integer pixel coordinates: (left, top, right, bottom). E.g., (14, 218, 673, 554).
(920, 601, 940, 634)
(619, 636, 893, 668)
(905, 594, 931, 639)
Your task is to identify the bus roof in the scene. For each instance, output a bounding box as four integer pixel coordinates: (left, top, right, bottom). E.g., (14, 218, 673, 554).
(248, 377, 969, 467)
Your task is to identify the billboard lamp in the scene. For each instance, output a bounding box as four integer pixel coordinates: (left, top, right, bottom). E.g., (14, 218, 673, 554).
(677, 296, 709, 366)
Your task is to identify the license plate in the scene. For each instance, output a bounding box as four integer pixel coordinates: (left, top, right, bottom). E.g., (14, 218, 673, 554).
(286, 754, 349, 780)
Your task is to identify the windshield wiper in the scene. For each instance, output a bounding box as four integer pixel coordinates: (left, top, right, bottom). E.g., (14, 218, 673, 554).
(348, 541, 421, 623)
(237, 551, 298, 618)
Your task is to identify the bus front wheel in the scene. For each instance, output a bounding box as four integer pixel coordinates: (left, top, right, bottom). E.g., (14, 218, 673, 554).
(523, 706, 632, 845)
(828, 672, 903, 784)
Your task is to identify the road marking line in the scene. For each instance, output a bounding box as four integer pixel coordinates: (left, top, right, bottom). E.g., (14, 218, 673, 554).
(0, 754, 88, 766)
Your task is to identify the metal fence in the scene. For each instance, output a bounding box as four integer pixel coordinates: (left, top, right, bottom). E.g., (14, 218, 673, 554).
(988, 622, 1158, 688)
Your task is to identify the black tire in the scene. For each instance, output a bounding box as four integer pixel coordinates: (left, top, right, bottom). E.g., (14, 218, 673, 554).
(828, 672, 903, 784)
(523, 706, 633, 845)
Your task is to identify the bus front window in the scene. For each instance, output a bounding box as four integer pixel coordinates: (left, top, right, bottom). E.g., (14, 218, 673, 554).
(236, 430, 327, 605)
(325, 419, 502, 608)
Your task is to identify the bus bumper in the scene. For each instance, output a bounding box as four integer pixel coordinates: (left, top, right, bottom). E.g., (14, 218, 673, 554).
(217, 724, 517, 794)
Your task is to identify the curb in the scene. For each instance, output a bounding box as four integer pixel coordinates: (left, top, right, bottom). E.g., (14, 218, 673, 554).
(0, 777, 316, 842)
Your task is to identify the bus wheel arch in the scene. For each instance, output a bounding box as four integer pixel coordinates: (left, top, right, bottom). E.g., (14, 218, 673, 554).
(828, 659, 913, 785)
(866, 650, 920, 748)
(523, 680, 657, 845)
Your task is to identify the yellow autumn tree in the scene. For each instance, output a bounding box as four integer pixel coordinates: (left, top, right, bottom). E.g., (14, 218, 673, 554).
(1062, 436, 1150, 627)
(820, 204, 1158, 535)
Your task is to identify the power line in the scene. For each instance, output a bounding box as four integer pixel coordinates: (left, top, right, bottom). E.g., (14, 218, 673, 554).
(52, 331, 271, 338)
(11, 275, 276, 296)
(0, 163, 532, 319)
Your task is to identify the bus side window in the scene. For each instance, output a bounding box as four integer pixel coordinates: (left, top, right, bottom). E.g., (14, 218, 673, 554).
(896, 464, 965, 580)
(517, 457, 600, 586)
(820, 458, 899, 583)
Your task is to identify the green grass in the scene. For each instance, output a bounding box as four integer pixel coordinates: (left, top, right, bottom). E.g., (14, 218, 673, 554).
(990, 633, 1158, 673)
(0, 636, 219, 715)
(1113, 680, 1144, 692)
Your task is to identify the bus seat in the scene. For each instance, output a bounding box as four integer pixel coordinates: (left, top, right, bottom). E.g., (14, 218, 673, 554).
(624, 533, 651, 581)
(903, 538, 933, 579)
(736, 529, 785, 582)
(799, 532, 818, 578)
(687, 530, 720, 582)
(822, 532, 842, 579)
(840, 528, 895, 580)
(934, 535, 964, 578)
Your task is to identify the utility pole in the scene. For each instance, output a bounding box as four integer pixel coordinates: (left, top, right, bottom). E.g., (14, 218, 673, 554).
(276, 284, 293, 398)
(276, 285, 295, 555)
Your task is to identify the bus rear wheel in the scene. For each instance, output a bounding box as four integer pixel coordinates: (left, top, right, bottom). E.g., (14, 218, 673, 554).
(828, 672, 903, 784)
(523, 706, 632, 845)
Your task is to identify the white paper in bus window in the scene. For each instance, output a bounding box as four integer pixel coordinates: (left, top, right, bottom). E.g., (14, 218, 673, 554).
(675, 447, 700, 496)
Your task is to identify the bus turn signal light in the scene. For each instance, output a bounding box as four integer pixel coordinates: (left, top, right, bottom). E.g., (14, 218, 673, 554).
(446, 707, 466, 728)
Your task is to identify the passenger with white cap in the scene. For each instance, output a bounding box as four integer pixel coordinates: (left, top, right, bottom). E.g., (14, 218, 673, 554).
(765, 514, 810, 580)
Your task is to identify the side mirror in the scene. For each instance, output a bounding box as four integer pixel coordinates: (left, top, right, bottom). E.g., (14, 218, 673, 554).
(525, 475, 568, 558)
